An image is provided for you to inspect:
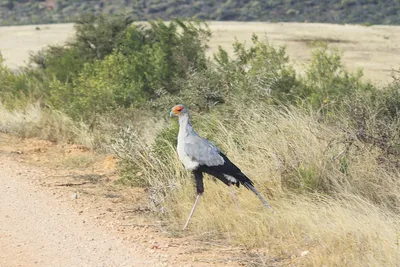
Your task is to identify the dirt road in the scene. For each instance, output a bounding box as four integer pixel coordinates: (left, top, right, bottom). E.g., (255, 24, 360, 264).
(0, 156, 157, 267)
(0, 134, 243, 267)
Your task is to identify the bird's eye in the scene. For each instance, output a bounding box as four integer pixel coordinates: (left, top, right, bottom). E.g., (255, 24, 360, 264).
(176, 107, 183, 111)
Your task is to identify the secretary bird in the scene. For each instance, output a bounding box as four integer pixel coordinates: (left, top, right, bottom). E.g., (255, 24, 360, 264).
(170, 104, 271, 230)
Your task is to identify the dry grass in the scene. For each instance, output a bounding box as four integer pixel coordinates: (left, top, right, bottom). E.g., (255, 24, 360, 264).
(121, 104, 400, 266)
(0, 102, 95, 147)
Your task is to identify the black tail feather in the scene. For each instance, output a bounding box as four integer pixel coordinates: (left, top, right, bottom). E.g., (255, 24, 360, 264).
(197, 155, 272, 209)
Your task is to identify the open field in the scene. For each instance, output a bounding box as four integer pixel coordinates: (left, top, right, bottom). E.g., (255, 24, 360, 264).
(1, 22, 400, 85)
(2, 20, 400, 266)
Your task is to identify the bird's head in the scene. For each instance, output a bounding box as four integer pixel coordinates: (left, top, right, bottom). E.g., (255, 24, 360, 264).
(170, 104, 188, 117)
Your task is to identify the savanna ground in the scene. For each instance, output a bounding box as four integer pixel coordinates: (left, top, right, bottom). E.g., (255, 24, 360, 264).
(1, 21, 400, 266)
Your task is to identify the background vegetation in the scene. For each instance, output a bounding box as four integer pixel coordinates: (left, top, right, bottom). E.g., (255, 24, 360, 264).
(1, 14, 400, 265)
(2, 0, 400, 26)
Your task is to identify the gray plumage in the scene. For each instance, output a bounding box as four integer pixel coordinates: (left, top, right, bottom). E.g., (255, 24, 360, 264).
(170, 104, 272, 230)
(184, 131, 225, 167)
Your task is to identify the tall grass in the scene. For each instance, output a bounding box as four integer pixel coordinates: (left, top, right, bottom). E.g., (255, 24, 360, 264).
(0, 102, 95, 147)
(114, 103, 400, 265)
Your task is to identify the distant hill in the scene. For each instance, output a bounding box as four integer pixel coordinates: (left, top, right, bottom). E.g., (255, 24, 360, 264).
(1, 0, 400, 26)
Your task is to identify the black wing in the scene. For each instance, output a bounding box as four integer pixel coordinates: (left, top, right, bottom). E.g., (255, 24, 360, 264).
(198, 152, 272, 209)
(199, 152, 254, 188)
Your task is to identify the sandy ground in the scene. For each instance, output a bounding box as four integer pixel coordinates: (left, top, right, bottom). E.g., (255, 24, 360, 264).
(0, 133, 248, 267)
(1, 22, 400, 85)
(0, 24, 74, 69)
(0, 156, 155, 267)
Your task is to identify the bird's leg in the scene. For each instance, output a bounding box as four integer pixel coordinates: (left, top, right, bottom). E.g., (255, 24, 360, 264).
(229, 186, 242, 213)
(183, 194, 201, 230)
(183, 169, 204, 230)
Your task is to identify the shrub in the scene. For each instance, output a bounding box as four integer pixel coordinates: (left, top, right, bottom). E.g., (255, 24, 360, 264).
(339, 80, 400, 162)
(157, 34, 300, 111)
(29, 13, 133, 83)
(234, 35, 298, 102)
(0, 53, 38, 109)
(47, 19, 211, 121)
(298, 43, 375, 111)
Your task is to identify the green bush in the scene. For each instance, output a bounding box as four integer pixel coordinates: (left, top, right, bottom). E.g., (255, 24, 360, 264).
(0, 53, 37, 109)
(25, 16, 378, 124)
(299, 43, 369, 109)
(232, 35, 298, 102)
(30, 13, 133, 84)
(188, 34, 299, 107)
(46, 18, 211, 121)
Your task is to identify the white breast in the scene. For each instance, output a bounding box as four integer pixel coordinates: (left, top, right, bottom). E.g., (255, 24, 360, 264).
(177, 141, 199, 171)
(177, 114, 200, 171)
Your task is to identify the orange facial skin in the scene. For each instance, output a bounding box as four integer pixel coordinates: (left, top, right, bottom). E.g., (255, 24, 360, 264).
(171, 105, 183, 116)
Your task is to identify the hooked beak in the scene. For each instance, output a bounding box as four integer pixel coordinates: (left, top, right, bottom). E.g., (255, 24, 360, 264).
(170, 110, 175, 117)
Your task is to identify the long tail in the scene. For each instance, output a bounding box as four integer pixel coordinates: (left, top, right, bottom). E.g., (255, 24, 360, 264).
(244, 182, 272, 209)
